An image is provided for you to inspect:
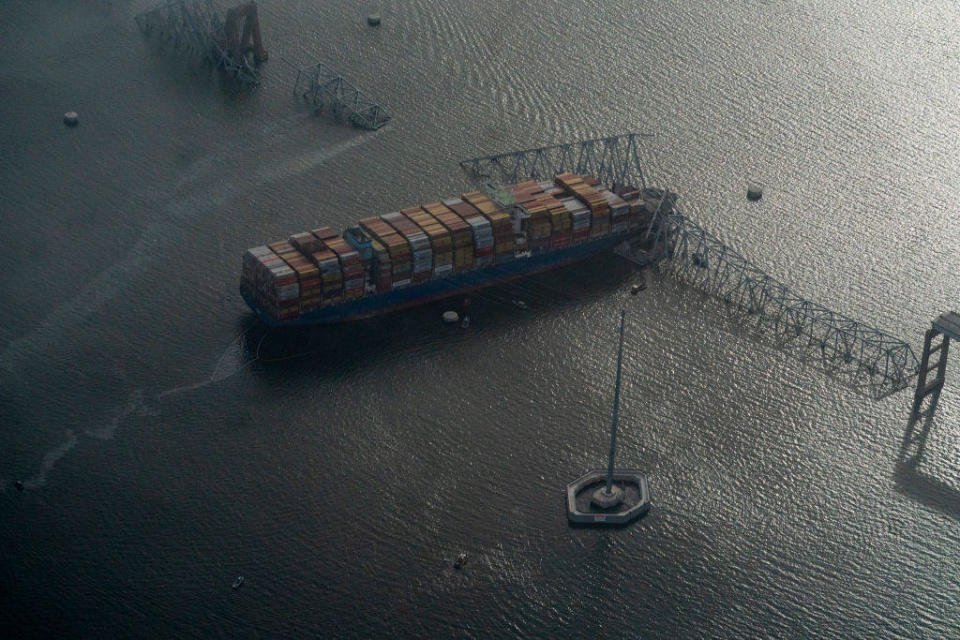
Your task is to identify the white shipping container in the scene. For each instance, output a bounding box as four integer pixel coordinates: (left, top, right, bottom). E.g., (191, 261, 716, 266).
(392, 279, 411, 289)
(434, 264, 454, 276)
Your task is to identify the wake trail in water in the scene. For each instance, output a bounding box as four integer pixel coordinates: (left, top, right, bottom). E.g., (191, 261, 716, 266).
(0, 131, 381, 378)
(3, 328, 258, 493)
(0, 130, 382, 491)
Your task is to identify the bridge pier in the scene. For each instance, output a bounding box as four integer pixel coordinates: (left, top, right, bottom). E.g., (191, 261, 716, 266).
(911, 312, 959, 419)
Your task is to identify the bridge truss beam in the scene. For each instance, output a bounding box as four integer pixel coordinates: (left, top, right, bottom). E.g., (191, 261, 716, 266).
(135, 0, 260, 86)
(461, 134, 920, 399)
(293, 61, 392, 130)
(460, 133, 654, 190)
(662, 211, 919, 397)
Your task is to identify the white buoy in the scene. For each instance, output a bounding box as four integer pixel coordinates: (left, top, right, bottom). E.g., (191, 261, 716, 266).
(367, 12, 381, 26)
(746, 182, 763, 201)
(63, 111, 79, 127)
(442, 310, 459, 324)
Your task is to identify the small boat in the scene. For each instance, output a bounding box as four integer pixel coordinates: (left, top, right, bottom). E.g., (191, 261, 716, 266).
(460, 315, 470, 328)
(232, 576, 244, 589)
(454, 552, 467, 570)
(511, 300, 528, 310)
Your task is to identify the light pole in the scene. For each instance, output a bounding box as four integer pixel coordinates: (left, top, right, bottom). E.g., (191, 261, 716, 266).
(591, 309, 626, 509)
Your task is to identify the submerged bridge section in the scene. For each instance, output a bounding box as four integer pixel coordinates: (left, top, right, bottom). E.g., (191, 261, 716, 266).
(461, 133, 921, 399)
(135, 0, 262, 86)
(293, 60, 392, 130)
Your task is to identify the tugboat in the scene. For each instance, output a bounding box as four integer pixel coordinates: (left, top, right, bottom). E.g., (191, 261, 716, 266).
(453, 552, 467, 570)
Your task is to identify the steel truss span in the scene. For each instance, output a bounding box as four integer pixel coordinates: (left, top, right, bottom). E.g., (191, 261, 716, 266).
(460, 133, 654, 190)
(135, 0, 261, 86)
(461, 134, 920, 399)
(293, 60, 392, 131)
(661, 210, 919, 398)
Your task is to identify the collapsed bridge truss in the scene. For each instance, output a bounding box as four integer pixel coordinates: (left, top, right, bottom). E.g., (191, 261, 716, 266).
(461, 133, 920, 398)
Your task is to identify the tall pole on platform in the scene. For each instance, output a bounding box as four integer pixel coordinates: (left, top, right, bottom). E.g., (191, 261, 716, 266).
(604, 309, 626, 495)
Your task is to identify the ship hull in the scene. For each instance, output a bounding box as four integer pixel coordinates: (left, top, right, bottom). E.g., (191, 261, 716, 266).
(241, 232, 635, 327)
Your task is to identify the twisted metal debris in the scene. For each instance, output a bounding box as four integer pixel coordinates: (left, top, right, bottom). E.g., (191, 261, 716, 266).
(461, 133, 920, 397)
(293, 60, 392, 130)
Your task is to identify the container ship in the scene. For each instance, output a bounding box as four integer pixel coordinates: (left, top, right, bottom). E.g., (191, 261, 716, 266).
(240, 173, 671, 326)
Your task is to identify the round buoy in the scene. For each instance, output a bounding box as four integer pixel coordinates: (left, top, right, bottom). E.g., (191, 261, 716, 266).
(367, 12, 381, 26)
(63, 111, 79, 127)
(442, 310, 459, 324)
(746, 183, 762, 201)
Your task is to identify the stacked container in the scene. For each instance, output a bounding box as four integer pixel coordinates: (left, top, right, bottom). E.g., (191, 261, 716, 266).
(509, 181, 567, 252)
(400, 207, 453, 278)
(384, 210, 435, 282)
(309, 247, 343, 304)
(462, 191, 514, 262)
(562, 197, 592, 245)
(254, 244, 300, 319)
(369, 238, 393, 293)
(522, 200, 552, 251)
(424, 202, 474, 271)
(312, 227, 339, 242)
(545, 197, 572, 248)
(358, 216, 412, 289)
(241, 172, 641, 323)
(241, 245, 272, 291)
(242, 246, 299, 319)
(598, 188, 630, 234)
(272, 240, 322, 312)
(289, 231, 322, 255)
(323, 235, 364, 298)
(556, 173, 611, 237)
(444, 198, 494, 268)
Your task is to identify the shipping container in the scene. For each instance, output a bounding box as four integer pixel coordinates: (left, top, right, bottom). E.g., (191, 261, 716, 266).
(240, 171, 669, 325)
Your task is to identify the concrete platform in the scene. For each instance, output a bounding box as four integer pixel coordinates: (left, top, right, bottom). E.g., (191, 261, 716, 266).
(566, 469, 650, 525)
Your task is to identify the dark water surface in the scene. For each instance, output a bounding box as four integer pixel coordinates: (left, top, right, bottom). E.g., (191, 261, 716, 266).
(2, 0, 960, 637)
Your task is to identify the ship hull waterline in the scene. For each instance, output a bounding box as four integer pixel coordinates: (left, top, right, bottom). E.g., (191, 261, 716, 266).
(241, 232, 645, 327)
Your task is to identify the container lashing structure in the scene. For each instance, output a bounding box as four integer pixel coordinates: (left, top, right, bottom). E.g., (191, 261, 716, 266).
(293, 60, 392, 130)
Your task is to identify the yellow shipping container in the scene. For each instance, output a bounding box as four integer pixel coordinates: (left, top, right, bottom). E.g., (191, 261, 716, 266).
(454, 248, 473, 268)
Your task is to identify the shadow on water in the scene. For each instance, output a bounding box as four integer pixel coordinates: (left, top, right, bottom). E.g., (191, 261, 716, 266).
(894, 395, 960, 521)
(241, 253, 640, 379)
